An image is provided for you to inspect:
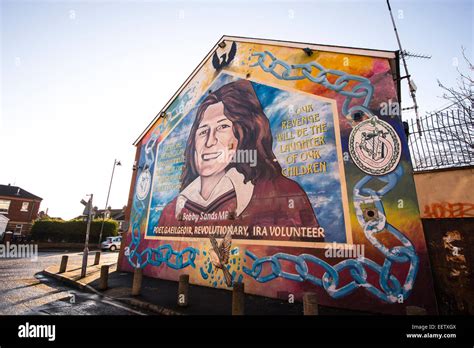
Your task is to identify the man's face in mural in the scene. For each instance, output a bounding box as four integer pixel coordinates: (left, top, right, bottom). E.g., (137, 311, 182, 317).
(194, 102, 238, 177)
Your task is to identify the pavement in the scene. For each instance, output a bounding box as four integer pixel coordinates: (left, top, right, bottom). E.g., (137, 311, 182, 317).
(43, 261, 306, 315)
(0, 250, 148, 315)
(42, 256, 372, 315)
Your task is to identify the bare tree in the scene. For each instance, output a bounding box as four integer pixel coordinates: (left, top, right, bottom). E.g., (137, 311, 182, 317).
(437, 47, 474, 115)
(409, 48, 473, 170)
(430, 47, 473, 166)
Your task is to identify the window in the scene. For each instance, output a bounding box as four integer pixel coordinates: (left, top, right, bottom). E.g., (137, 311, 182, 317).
(0, 200, 10, 213)
(14, 225, 22, 235)
(21, 202, 29, 212)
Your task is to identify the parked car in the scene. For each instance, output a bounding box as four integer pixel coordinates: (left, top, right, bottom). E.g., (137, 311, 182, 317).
(101, 236, 122, 251)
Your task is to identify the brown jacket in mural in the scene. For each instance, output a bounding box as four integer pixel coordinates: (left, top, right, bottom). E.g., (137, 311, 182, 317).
(157, 174, 321, 242)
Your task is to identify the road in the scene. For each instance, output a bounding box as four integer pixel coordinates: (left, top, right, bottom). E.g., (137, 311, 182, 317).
(0, 250, 145, 315)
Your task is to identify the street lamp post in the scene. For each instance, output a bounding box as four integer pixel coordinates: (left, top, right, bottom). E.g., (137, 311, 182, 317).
(81, 194, 93, 278)
(98, 159, 121, 245)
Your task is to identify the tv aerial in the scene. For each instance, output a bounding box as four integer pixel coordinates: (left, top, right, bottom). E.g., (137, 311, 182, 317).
(401, 50, 432, 60)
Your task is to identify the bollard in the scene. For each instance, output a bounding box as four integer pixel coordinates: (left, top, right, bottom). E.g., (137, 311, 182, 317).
(303, 292, 319, 315)
(99, 265, 109, 291)
(93, 251, 101, 266)
(406, 306, 427, 315)
(177, 274, 189, 307)
(132, 268, 143, 296)
(232, 282, 245, 315)
(59, 255, 68, 274)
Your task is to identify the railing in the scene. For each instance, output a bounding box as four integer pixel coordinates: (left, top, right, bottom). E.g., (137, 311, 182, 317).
(407, 108, 474, 171)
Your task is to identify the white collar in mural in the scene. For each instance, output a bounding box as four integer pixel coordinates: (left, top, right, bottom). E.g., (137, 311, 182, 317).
(175, 168, 254, 218)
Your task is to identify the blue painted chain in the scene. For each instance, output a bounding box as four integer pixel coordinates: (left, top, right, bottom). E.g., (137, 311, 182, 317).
(242, 51, 418, 303)
(126, 51, 418, 303)
(250, 50, 374, 118)
(242, 165, 418, 303)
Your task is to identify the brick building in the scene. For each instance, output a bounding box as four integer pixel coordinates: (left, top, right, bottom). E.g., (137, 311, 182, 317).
(0, 184, 42, 236)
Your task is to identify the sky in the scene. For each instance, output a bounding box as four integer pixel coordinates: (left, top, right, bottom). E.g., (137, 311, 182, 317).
(1, 0, 472, 219)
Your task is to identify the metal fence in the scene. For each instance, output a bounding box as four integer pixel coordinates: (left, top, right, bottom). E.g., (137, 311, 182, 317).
(407, 108, 474, 171)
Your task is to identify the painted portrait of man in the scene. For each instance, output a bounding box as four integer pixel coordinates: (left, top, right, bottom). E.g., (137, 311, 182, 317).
(157, 79, 319, 230)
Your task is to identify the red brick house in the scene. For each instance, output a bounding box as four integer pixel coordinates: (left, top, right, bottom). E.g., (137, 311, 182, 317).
(0, 184, 42, 236)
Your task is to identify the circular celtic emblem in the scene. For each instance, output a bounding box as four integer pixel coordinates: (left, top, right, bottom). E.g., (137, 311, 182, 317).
(136, 168, 151, 200)
(349, 116, 401, 176)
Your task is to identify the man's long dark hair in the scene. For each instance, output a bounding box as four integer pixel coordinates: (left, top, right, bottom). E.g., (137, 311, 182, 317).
(180, 79, 282, 191)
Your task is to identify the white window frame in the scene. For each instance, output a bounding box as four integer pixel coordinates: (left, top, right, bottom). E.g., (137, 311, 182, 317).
(14, 224, 23, 235)
(0, 199, 10, 214)
(21, 202, 29, 212)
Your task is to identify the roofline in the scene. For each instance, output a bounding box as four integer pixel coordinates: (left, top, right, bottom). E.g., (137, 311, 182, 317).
(0, 195, 43, 202)
(224, 35, 397, 59)
(133, 35, 398, 146)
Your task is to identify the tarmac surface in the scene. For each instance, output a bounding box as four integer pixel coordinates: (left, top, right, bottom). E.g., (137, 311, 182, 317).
(43, 257, 371, 315)
(1, 248, 371, 316)
(0, 250, 146, 315)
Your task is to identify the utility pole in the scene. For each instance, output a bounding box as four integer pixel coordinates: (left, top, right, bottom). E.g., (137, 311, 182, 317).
(386, 0, 422, 135)
(81, 194, 93, 278)
(98, 159, 121, 245)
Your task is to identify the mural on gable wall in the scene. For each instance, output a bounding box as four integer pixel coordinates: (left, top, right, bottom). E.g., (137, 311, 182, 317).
(120, 39, 438, 314)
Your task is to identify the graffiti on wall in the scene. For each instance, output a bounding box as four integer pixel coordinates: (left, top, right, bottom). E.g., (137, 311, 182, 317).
(121, 39, 437, 313)
(423, 202, 474, 219)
